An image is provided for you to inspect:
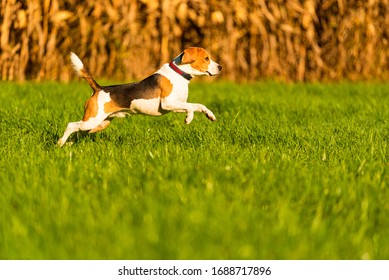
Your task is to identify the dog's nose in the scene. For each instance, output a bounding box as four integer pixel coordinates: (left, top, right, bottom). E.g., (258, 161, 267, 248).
(218, 65, 222, 71)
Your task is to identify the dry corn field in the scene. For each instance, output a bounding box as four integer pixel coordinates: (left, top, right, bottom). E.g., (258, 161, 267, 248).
(1, 0, 389, 82)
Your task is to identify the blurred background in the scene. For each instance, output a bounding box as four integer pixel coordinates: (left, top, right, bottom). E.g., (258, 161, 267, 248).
(1, 0, 388, 82)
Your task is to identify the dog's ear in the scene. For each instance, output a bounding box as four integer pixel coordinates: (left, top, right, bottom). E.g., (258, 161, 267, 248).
(181, 48, 201, 64)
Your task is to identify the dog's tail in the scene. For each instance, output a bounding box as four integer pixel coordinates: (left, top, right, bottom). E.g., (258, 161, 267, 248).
(70, 52, 101, 92)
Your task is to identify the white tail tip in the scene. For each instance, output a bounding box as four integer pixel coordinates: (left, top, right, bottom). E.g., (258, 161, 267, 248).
(70, 52, 84, 75)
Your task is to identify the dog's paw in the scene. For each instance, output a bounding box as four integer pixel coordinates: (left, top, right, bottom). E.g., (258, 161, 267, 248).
(57, 138, 74, 147)
(57, 139, 65, 147)
(206, 111, 216, 121)
(185, 111, 194, 124)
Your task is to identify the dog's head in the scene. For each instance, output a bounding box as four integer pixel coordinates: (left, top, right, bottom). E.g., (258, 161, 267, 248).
(175, 47, 222, 77)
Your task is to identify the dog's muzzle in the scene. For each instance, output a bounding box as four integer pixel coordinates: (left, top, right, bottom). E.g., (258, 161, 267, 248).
(207, 64, 222, 76)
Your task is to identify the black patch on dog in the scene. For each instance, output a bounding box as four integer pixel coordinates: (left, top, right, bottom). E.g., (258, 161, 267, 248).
(102, 74, 163, 108)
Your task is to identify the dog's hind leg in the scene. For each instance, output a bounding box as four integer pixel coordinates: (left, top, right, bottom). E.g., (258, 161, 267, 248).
(57, 121, 82, 147)
(57, 115, 109, 147)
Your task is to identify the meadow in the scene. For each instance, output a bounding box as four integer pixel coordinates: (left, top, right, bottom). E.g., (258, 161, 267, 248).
(0, 80, 388, 259)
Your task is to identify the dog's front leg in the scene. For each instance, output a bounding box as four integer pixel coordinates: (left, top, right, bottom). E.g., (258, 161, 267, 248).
(161, 98, 216, 124)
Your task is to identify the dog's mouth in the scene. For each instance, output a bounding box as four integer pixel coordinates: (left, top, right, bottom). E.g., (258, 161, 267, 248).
(206, 65, 222, 76)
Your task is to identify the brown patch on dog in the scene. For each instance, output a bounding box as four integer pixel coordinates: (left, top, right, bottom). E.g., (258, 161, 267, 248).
(191, 59, 210, 72)
(79, 68, 101, 92)
(181, 47, 210, 72)
(82, 94, 98, 121)
(182, 48, 200, 64)
(159, 75, 173, 97)
(89, 120, 111, 133)
(104, 100, 122, 114)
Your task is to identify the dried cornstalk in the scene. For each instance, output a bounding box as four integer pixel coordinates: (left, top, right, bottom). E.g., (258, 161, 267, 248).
(0, 0, 388, 82)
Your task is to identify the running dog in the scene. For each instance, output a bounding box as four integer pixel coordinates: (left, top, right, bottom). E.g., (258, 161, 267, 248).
(57, 47, 222, 146)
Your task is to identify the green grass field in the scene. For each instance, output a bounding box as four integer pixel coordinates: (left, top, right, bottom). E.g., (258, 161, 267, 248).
(0, 80, 388, 259)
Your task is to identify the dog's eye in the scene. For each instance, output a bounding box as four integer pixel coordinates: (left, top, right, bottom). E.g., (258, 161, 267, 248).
(204, 57, 210, 61)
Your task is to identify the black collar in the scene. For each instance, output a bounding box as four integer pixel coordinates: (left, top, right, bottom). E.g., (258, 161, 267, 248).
(168, 61, 193, 80)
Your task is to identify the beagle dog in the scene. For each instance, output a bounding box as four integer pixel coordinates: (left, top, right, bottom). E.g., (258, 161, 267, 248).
(57, 47, 222, 146)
